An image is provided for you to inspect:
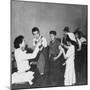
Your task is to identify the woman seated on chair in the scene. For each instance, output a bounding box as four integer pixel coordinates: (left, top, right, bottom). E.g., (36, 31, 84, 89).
(12, 35, 41, 85)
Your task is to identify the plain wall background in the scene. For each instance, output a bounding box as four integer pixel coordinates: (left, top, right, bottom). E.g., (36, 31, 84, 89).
(11, 0, 87, 51)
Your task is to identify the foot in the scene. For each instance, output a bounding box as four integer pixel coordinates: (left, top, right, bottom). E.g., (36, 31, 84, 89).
(28, 81, 33, 85)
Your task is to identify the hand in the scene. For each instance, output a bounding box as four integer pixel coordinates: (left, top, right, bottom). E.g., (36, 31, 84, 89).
(53, 57, 58, 61)
(59, 45, 62, 50)
(62, 62, 66, 66)
(77, 48, 81, 51)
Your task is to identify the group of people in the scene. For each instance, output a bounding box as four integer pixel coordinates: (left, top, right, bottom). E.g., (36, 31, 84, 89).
(12, 26, 87, 86)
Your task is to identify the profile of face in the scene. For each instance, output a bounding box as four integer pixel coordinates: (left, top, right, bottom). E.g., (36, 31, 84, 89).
(50, 34, 56, 41)
(20, 39, 25, 49)
(33, 31, 40, 39)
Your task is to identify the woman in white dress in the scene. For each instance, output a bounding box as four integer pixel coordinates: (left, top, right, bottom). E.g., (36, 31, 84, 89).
(61, 36, 76, 86)
(12, 35, 41, 85)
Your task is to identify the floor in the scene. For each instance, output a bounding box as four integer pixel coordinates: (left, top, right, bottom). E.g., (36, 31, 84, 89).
(11, 64, 87, 90)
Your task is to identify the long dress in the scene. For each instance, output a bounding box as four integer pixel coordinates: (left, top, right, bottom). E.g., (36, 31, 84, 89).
(75, 36, 87, 83)
(64, 45, 76, 86)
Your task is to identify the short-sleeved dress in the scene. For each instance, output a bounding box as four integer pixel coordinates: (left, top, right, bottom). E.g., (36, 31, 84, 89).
(49, 38, 64, 85)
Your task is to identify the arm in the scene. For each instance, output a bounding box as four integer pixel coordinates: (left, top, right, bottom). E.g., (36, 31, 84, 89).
(53, 45, 63, 60)
(62, 47, 67, 59)
(77, 38, 81, 51)
(63, 44, 69, 49)
(22, 46, 39, 60)
(22, 41, 42, 60)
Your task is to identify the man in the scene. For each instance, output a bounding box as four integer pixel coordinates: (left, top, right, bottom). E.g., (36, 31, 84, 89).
(32, 27, 48, 75)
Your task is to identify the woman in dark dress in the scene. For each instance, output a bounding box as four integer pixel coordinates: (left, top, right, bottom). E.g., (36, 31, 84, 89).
(74, 29, 87, 84)
(48, 31, 64, 86)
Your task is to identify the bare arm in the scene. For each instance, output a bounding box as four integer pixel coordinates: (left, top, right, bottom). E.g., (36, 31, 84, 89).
(54, 45, 63, 60)
(22, 42, 42, 60)
(22, 47, 39, 60)
(77, 38, 81, 51)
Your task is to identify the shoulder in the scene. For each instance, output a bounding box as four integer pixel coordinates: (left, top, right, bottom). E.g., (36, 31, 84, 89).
(55, 39, 60, 45)
(56, 38, 61, 43)
(15, 48, 23, 56)
(15, 49, 20, 54)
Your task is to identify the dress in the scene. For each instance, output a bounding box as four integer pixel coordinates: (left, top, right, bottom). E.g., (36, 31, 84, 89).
(64, 45, 76, 85)
(49, 38, 64, 85)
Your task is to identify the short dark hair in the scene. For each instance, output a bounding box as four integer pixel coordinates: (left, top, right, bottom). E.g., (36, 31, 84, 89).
(14, 35, 24, 49)
(49, 31, 57, 36)
(32, 27, 40, 34)
(63, 26, 69, 32)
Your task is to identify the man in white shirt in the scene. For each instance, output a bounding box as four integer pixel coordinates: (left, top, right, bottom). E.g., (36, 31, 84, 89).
(32, 27, 48, 75)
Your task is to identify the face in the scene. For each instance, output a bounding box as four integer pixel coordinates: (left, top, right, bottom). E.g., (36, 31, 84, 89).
(50, 34, 56, 41)
(33, 31, 40, 39)
(64, 31, 67, 35)
(20, 39, 25, 49)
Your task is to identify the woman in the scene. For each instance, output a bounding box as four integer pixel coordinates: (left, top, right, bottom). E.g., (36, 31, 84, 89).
(74, 29, 87, 83)
(12, 35, 41, 85)
(61, 36, 76, 86)
(49, 31, 64, 85)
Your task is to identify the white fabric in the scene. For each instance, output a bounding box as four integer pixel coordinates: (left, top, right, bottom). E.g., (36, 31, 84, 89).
(66, 33, 76, 42)
(12, 47, 39, 85)
(33, 35, 47, 48)
(64, 45, 76, 85)
(80, 37, 86, 43)
(77, 38, 82, 50)
(12, 71, 34, 85)
(15, 48, 39, 72)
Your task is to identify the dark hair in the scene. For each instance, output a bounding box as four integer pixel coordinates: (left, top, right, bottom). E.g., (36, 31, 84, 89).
(14, 35, 24, 49)
(32, 27, 40, 34)
(66, 35, 75, 45)
(74, 28, 82, 39)
(49, 31, 57, 36)
(63, 26, 70, 32)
